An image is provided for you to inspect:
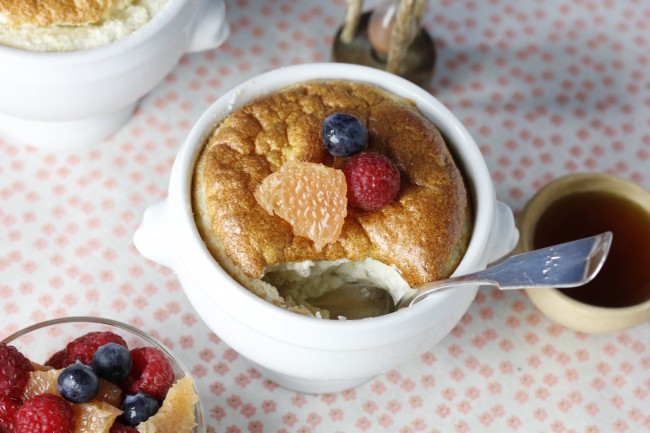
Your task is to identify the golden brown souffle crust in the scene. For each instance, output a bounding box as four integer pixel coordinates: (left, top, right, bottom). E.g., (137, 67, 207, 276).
(193, 80, 471, 289)
(0, 0, 114, 27)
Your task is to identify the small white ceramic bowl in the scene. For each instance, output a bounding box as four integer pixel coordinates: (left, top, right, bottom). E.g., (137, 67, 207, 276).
(0, 0, 228, 150)
(134, 63, 518, 393)
(1, 316, 204, 432)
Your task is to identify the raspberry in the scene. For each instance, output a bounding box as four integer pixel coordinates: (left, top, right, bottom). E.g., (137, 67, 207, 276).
(14, 394, 75, 433)
(0, 344, 34, 400)
(44, 349, 67, 369)
(109, 422, 138, 433)
(123, 347, 174, 400)
(0, 395, 20, 432)
(342, 152, 401, 211)
(55, 331, 128, 367)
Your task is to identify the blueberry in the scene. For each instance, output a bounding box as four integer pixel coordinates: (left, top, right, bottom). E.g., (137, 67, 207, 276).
(91, 342, 132, 383)
(57, 360, 99, 403)
(121, 391, 160, 426)
(321, 113, 368, 157)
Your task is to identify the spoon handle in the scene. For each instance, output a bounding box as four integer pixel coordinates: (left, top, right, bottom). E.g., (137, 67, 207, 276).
(397, 232, 612, 310)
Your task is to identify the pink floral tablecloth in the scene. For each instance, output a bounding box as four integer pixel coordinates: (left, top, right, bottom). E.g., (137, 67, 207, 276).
(2, 0, 649, 432)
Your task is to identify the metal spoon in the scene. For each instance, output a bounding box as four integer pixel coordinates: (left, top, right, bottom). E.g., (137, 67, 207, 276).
(308, 232, 612, 320)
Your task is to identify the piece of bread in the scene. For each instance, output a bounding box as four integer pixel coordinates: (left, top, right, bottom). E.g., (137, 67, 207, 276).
(192, 80, 472, 315)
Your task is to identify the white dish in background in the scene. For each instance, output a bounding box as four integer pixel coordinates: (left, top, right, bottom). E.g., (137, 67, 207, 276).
(0, 0, 169, 52)
(0, 0, 229, 150)
(134, 63, 519, 394)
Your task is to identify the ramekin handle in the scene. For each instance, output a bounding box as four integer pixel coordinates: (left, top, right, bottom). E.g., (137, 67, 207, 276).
(134, 200, 176, 269)
(486, 200, 519, 264)
(186, 0, 230, 53)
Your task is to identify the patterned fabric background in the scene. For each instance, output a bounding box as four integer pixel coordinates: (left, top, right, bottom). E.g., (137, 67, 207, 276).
(1, 0, 649, 432)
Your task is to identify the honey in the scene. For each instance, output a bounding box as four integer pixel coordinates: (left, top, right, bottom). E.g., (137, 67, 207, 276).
(533, 190, 650, 308)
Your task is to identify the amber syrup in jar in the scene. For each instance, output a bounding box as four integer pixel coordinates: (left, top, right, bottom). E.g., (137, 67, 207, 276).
(533, 191, 650, 308)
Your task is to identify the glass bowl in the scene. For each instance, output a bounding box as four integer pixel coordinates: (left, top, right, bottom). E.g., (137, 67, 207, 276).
(1, 316, 204, 433)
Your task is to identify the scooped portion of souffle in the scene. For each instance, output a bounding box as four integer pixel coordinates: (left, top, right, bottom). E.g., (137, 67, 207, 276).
(192, 79, 472, 318)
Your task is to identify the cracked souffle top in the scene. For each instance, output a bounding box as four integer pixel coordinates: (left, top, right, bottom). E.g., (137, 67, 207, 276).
(0, 0, 168, 51)
(192, 79, 472, 315)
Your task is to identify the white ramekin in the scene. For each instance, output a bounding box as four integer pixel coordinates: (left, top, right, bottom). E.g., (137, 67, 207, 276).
(134, 63, 519, 394)
(0, 0, 228, 150)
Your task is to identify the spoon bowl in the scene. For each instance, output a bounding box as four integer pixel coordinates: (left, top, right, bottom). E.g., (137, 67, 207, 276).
(310, 232, 612, 319)
(307, 283, 396, 320)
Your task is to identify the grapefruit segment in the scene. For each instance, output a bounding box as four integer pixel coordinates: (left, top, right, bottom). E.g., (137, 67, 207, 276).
(73, 401, 122, 433)
(136, 376, 198, 433)
(254, 161, 347, 251)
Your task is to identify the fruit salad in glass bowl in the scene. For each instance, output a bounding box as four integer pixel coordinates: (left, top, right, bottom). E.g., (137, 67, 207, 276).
(0, 317, 203, 433)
